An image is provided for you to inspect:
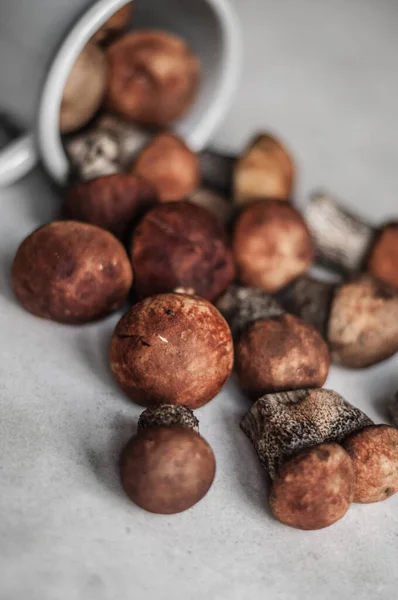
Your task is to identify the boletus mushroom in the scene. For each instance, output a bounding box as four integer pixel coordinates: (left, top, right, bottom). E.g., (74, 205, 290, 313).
(121, 405, 216, 514)
(217, 286, 330, 397)
(279, 274, 398, 368)
(110, 293, 234, 408)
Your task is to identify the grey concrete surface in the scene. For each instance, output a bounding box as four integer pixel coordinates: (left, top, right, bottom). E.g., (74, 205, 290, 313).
(1, 0, 398, 598)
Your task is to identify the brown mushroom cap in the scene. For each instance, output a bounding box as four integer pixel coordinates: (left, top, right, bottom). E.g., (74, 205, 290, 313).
(269, 443, 354, 530)
(234, 133, 295, 205)
(12, 221, 132, 324)
(342, 425, 398, 503)
(106, 30, 200, 126)
(235, 313, 330, 397)
(63, 174, 158, 239)
(93, 4, 134, 43)
(328, 274, 398, 368)
(60, 43, 107, 134)
(233, 200, 314, 293)
(109, 293, 234, 408)
(120, 426, 216, 514)
(130, 201, 235, 302)
(131, 133, 200, 203)
(367, 223, 398, 290)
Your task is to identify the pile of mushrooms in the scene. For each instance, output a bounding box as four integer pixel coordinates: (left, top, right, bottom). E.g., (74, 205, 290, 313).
(9, 1, 398, 531)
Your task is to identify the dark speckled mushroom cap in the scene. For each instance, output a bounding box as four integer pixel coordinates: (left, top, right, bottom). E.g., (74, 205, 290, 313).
(241, 388, 373, 479)
(138, 405, 199, 433)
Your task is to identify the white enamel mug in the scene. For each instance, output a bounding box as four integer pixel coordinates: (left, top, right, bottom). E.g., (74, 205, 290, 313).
(0, 0, 241, 187)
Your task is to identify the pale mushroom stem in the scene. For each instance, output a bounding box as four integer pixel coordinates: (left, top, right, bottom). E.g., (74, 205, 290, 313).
(277, 276, 336, 338)
(305, 192, 375, 273)
(217, 285, 284, 340)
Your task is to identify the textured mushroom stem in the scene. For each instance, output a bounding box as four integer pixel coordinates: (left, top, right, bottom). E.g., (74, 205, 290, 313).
(199, 150, 236, 196)
(240, 389, 373, 479)
(277, 276, 336, 338)
(216, 285, 284, 340)
(97, 114, 151, 168)
(138, 405, 199, 433)
(305, 193, 375, 273)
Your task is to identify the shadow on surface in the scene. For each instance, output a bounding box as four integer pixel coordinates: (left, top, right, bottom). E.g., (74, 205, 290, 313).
(83, 413, 137, 497)
(221, 393, 273, 519)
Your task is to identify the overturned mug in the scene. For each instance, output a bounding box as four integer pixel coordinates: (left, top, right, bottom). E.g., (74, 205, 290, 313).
(0, 0, 241, 187)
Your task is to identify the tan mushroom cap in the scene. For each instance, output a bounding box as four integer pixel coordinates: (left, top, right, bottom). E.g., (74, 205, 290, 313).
(269, 443, 355, 530)
(343, 425, 398, 503)
(121, 427, 216, 514)
(328, 274, 398, 368)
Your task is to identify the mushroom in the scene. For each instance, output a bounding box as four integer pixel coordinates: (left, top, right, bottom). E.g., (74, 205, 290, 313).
(120, 405, 216, 514)
(130, 133, 200, 203)
(279, 274, 398, 368)
(342, 424, 398, 503)
(63, 173, 158, 240)
(217, 286, 330, 397)
(306, 192, 398, 289)
(233, 200, 314, 293)
(110, 293, 234, 408)
(234, 133, 295, 205)
(93, 3, 134, 44)
(65, 115, 151, 182)
(60, 43, 107, 134)
(106, 30, 200, 126)
(241, 389, 369, 529)
(130, 201, 235, 302)
(12, 221, 133, 324)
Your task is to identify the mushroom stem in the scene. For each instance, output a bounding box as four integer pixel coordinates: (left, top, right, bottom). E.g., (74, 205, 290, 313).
(277, 276, 336, 338)
(240, 388, 373, 480)
(199, 150, 236, 196)
(305, 192, 375, 273)
(216, 285, 284, 340)
(138, 405, 199, 433)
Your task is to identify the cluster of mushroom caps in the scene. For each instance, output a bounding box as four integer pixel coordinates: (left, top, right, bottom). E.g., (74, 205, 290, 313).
(11, 10, 398, 527)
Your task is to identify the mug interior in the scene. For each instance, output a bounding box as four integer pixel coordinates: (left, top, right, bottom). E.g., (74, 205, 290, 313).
(38, 0, 241, 184)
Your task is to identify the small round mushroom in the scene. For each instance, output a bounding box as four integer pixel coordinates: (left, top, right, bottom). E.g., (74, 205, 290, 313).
(218, 286, 329, 397)
(234, 133, 295, 205)
(121, 405, 215, 514)
(328, 275, 398, 368)
(106, 30, 200, 126)
(367, 223, 398, 290)
(269, 443, 354, 530)
(93, 3, 134, 44)
(130, 201, 235, 302)
(241, 389, 367, 529)
(279, 274, 398, 368)
(12, 221, 132, 324)
(233, 200, 314, 293)
(63, 174, 158, 239)
(131, 133, 200, 203)
(60, 42, 107, 134)
(110, 293, 234, 408)
(342, 425, 398, 503)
